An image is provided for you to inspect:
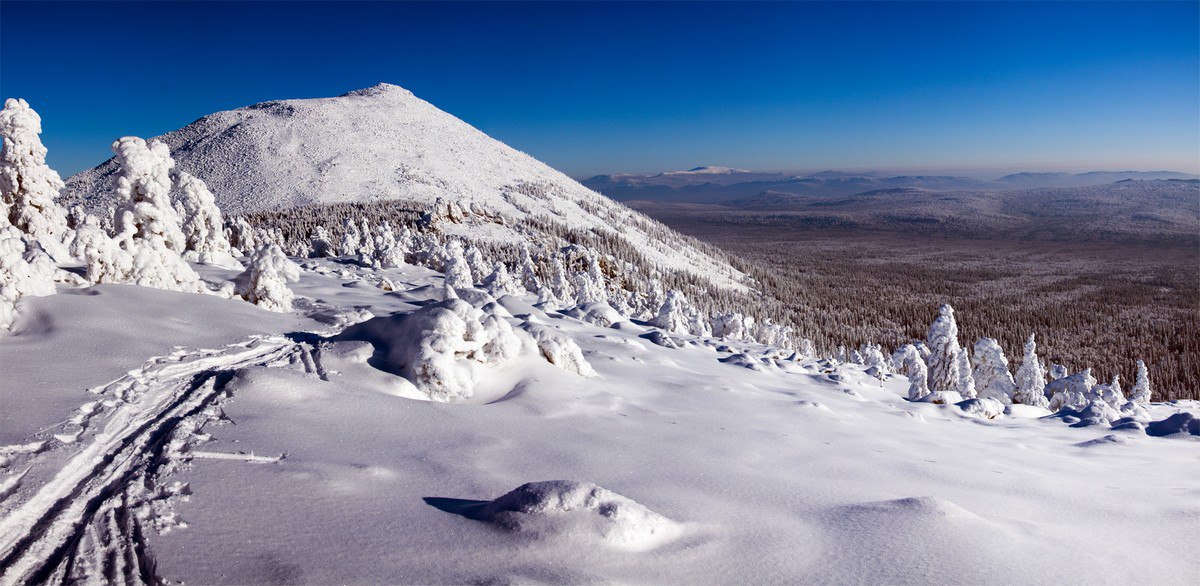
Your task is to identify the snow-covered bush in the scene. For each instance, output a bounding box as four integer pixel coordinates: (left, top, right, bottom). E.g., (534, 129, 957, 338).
(925, 304, 963, 395)
(0, 227, 57, 329)
(1094, 375, 1125, 407)
(1129, 360, 1152, 404)
(712, 312, 748, 341)
(524, 323, 597, 377)
(956, 397, 1005, 420)
(70, 217, 133, 284)
(972, 338, 1016, 403)
(895, 344, 930, 401)
(861, 343, 891, 380)
(1012, 334, 1049, 408)
(0, 98, 71, 260)
(343, 298, 523, 402)
(1047, 368, 1098, 411)
(174, 171, 232, 264)
(234, 243, 301, 312)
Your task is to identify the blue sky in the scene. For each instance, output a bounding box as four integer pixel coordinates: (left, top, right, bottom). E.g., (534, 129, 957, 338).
(2, 1, 1197, 178)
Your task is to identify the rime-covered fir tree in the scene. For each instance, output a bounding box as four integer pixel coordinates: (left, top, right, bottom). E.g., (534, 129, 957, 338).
(235, 243, 301, 312)
(925, 304, 962, 395)
(442, 240, 474, 290)
(956, 348, 976, 398)
(0, 98, 71, 260)
(895, 344, 930, 401)
(174, 171, 231, 264)
(1012, 334, 1049, 408)
(972, 337, 1016, 403)
(1129, 360, 1152, 404)
(0, 227, 57, 329)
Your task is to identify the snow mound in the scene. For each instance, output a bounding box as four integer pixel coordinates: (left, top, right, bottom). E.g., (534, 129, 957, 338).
(1145, 412, 1200, 438)
(956, 397, 1005, 420)
(522, 323, 596, 377)
(335, 298, 523, 402)
(428, 480, 681, 552)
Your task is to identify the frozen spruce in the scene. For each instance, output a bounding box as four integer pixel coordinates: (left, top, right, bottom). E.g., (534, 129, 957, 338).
(234, 243, 301, 312)
(972, 338, 1016, 403)
(956, 348, 977, 399)
(0, 98, 71, 260)
(442, 240, 474, 291)
(895, 344, 931, 400)
(1013, 334, 1049, 408)
(925, 304, 963, 395)
(482, 262, 523, 298)
(1047, 368, 1098, 411)
(173, 171, 232, 265)
(1129, 360, 1152, 404)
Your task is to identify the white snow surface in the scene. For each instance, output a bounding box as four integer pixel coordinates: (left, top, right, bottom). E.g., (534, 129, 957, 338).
(62, 84, 746, 291)
(0, 257, 1196, 584)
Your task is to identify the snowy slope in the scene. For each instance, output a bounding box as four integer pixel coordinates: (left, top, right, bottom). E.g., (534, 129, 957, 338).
(61, 84, 746, 290)
(1, 258, 1197, 584)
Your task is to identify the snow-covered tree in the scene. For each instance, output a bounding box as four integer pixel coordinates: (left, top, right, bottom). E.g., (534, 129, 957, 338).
(482, 262, 523, 297)
(651, 289, 695, 336)
(442, 240, 474, 290)
(0, 98, 70, 260)
(234, 243, 300, 312)
(517, 247, 540, 294)
(895, 343, 930, 401)
(1047, 368, 1097, 411)
(357, 218, 376, 263)
(373, 222, 406, 268)
(108, 137, 203, 292)
(309, 225, 333, 258)
(799, 339, 816, 359)
(1095, 375, 1125, 407)
(173, 171, 231, 263)
(572, 254, 607, 305)
(339, 217, 361, 258)
(547, 255, 574, 303)
(0, 227, 57, 329)
(1012, 334, 1049, 408)
(925, 304, 962, 395)
(227, 216, 256, 255)
(464, 245, 489, 280)
(956, 348, 977, 399)
(1048, 363, 1068, 382)
(70, 217, 133, 284)
(1129, 360, 1152, 404)
(861, 343, 891, 380)
(972, 337, 1016, 403)
(712, 312, 748, 340)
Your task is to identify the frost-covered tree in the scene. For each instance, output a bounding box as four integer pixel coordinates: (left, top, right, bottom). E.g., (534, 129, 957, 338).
(0, 227, 57, 329)
(373, 221, 406, 268)
(108, 137, 202, 292)
(464, 245, 489, 280)
(972, 337, 1016, 403)
(572, 254, 607, 305)
(956, 348, 977, 399)
(227, 216, 256, 255)
(442, 240, 474, 290)
(1047, 368, 1097, 411)
(1048, 363, 1068, 382)
(712, 312, 748, 340)
(799, 338, 816, 359)
(925, 304, 963, 395)
(357, 217, 376, 263)
(861, 343, 891, 380)
(70, 217, 133, 284)
(1012, 334, 1049, 408)
(339, 217, 361, 258)
(895, 343, 930, 400)
(0, 98, 70, 260)
(1095, 375, 1124, 407)
(309, 225, 333, 258)
(1129, 360, 1151, 404)
(547, 255, 574, 303)
(173, 171, 231, 264)
(482, 262, 523, 297)
(651, 289, 695, 336)
(234, 243, 300, 312)
(517, 247, 540, 294)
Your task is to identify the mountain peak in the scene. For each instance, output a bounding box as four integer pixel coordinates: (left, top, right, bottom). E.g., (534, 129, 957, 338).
(340, 82, 415, 99)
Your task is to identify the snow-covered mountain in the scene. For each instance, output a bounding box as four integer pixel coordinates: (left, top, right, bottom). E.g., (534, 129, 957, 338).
(62, 83, 746, 290)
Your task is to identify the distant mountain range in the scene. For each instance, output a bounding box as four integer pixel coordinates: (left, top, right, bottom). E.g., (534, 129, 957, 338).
(580, 167, 1199, 203)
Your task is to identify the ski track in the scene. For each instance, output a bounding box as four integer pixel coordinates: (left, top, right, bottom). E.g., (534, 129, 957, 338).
(0, 333, 326, 586)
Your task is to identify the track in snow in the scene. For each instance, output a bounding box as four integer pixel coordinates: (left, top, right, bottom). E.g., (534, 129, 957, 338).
(0, 334, 322, 585)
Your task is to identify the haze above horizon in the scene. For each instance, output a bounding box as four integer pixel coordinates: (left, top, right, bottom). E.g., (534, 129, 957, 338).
(1, 1, 1196, 178)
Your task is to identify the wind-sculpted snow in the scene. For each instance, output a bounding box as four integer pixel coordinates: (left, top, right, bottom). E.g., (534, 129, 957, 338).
(426, 480, 681, 552)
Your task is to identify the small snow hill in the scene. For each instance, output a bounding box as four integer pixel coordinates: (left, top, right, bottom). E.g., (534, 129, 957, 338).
(62, 83, 746, 290)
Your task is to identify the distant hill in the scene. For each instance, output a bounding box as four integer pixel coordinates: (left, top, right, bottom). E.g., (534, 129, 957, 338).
(583, 167, 1199, 204)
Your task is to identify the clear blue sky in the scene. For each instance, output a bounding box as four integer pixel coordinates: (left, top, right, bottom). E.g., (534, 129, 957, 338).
(2, 1, 1197, 178)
